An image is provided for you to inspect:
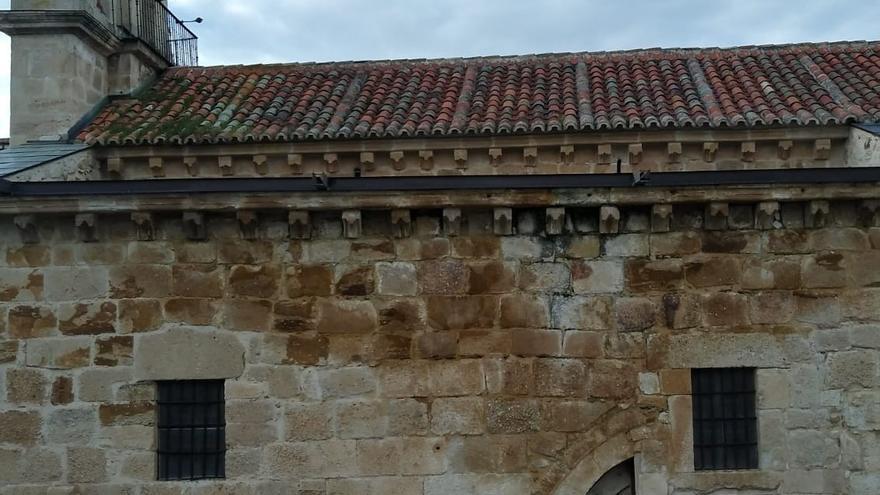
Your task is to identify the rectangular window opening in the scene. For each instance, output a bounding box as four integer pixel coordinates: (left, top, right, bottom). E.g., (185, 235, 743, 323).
(157, 379, 226, 481)
(691, 367, 758, 471)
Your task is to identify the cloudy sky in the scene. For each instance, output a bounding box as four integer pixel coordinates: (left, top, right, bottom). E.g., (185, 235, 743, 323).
(0, 0, 877, 137)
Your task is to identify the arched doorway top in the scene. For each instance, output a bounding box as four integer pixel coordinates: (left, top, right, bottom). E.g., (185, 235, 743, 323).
(552, 433, 636, 495)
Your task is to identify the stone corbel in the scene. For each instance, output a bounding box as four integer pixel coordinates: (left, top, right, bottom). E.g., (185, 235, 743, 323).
(805, 200, 830, 228)
(13, 215, 39, 244)
(323, 153, 338, 173)
(560, 145, 574, 164)
(859, 200, 880, 227)
(288, 154, 304, 175)
(545, 207, 566, 235)
(342, 210, 362, 239)
(148, 157, 164, 177)
(288, 211, 311, 240)
(419, 150, 434, 171)
(359, 152, 375, 172)
(777, 140, 794, 160)
(493, 208, 513, 235)
(131, 212, 155, 241)
(253, 155, 269, 176)
(756, 202, 782, 230)
(628, 144, 643, 166)
(183, 212, 206, 241)
(236, 211, 259, 240)
(741, 141, 756, 162)
(453, 149, 468, 169)
(106, 157, 123, 176)
(814, 139, 831, 160)
(218, 156, 234, 176)
(183, 157, 199, 176)
(651, 204, 673, 233)
(489, 148, 503, 166)
(667, 142, 682, 163)
(599, 205, 620, 234)
(523, 147, 538, 167)
(443, 208, 462, 236)
(703, 142, 718, 162)
(390, 209, 412, 238)
(390, 151, 406, 171)
(75, 214, 98, 242)
(597, 144, 612, 165)
(705, 202, 729, 230)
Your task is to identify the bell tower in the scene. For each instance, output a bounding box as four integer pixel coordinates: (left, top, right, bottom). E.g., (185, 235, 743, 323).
(0, 0, 197, 144)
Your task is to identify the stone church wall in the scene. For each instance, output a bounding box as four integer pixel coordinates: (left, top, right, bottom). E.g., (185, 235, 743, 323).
(0, 200, 878, 494)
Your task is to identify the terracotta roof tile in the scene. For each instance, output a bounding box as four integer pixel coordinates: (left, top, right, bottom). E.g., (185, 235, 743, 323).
(79, 41, 880, 145)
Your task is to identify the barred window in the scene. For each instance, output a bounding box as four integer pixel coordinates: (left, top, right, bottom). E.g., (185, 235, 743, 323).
(157, 380, 226, 481)
(691, 368, 758, 470)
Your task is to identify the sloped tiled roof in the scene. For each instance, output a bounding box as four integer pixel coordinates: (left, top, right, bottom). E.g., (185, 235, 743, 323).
(79, 41, 880, 145)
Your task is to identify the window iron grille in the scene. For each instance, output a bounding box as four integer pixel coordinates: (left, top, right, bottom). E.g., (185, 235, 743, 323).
(157, 380, 225, 481)
(691, 367, 758, 471)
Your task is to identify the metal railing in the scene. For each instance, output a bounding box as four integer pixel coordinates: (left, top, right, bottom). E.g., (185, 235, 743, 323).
(125, 0, 198, 66)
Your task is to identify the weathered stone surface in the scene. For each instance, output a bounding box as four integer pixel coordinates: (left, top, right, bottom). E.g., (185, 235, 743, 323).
(0, 340, 17, 364)
(418, 259, 469, 294)
(44, 267, 109, 301)
(46, 407, 96, 443)
(702, 292, 749, 327)
(0, 268, 43, 302)
(431, 397, 485, 434)
(8, 305, 56, 338)
(468, 261, 516, 294)
(649, 333, 787, 369)
(224, 298, 273, 332)
(499, 294, 549, 328)
(171, 264, 224, 297)
(572, 260, 623, 294)
(228, 264, 280, 298)
(67, 447, 107, 483)
(625, 259, 683, 292)
(316, 299, 378, 333)
(356, 437, 447, 476)
(265, 440, 357, 478)
(427, 296, 497, 330)
(684, 256, 742, 287)
(285, 265, 333, 297)
(519, 262, 570, 293)
(374, 262, 416, 296)
(534, 359, 587, 397)
(0, 410, 40, 445)
(614, 297, 657, 332)
(826, 350, 879, 388)
(802, 253, 847, 288)
(134, 327, 245, 380)
(25, 337, 91, 369)
(550, 295, 612, 330)
(118, 299, 163, 333)
(58, 301, 116, 335)
(51, 375, 74, 405)
(5, 368, 47, 403)
(109, 265, 171, 298)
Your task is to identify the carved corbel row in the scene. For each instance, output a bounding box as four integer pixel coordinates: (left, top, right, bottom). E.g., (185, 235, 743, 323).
(104, 136, 840, 178)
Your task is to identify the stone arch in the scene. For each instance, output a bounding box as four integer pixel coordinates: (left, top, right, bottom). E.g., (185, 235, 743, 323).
(551, 432, 637, 495)
(539, 403, 661, 495)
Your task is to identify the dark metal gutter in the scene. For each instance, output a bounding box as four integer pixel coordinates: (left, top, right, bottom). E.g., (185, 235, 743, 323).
(0, 167, 879, 197)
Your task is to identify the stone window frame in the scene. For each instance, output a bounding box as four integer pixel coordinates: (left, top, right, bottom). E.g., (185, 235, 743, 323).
(156, 379, 227, 481)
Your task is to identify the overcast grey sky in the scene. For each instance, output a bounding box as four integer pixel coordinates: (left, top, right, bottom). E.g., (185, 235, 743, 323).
(1, 0, 877, 137)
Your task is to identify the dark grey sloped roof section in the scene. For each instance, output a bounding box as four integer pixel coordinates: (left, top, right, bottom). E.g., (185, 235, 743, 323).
(855, 124, 880, 136)
(0, 142, 91, 177)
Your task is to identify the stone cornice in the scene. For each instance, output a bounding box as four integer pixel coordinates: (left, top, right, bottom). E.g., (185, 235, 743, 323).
(0, 10, 120, 56)
(91, 127, 851, 180)
(0, 183, 876, 215)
